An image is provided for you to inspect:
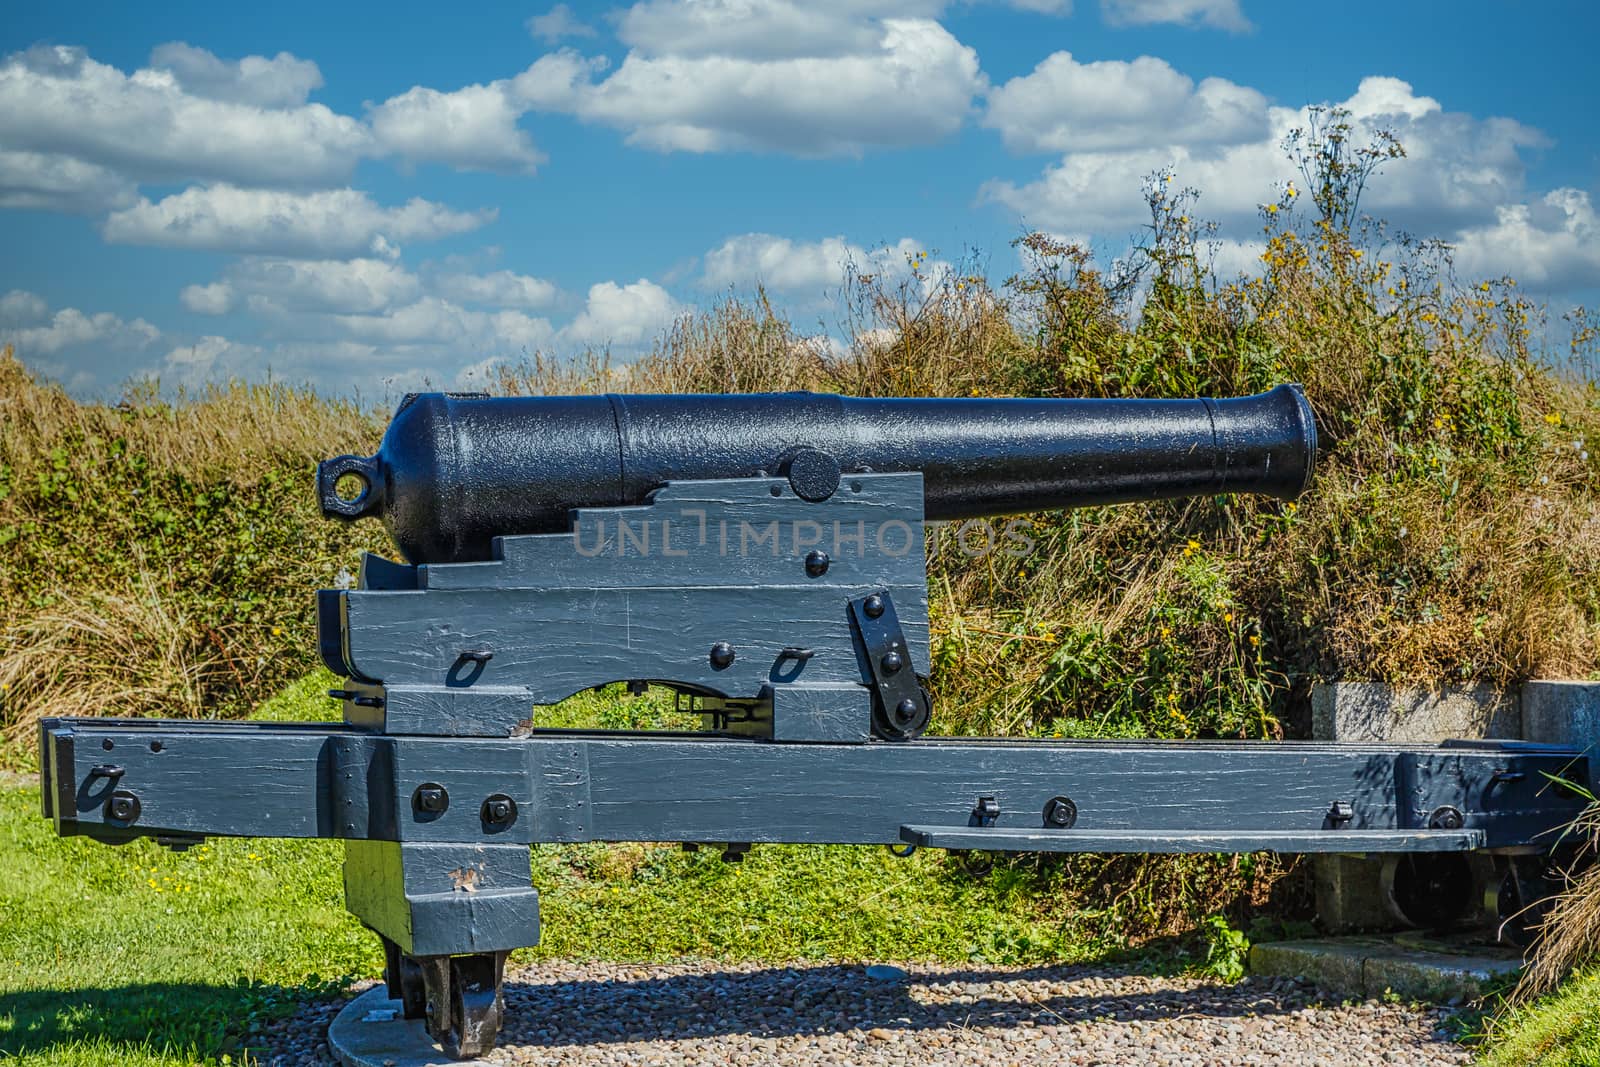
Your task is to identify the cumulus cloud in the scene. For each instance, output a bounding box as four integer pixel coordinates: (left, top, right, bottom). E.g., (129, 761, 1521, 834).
(4, 304, 160, 356)
(147, 41, 323, 108)
(180, 282, 236, 315)
(433, 269, 560, 309)
(614, 0, 935, 59)
(982, 74, 1548, 240)
(223, 258, 424, 315)
(101, 185, 493, 258)
(984, 52, 1268, 154)
(701, 233, 926, 292)
(1454, 188, 1600, 293)
(1101, 0, 1251, 31)
(561, 279, 685, 347)
(0, 149, 137, 213)
(513, 11, 983, 155)
(0, 45, 370, 192)
(368, 81, 546, 173)
(0, 289, 50, 327)
(0, 292, 161, 392)
(161, 334, 263, 382)
(527, 4, 598, 42)
(322, 297, 556, 354)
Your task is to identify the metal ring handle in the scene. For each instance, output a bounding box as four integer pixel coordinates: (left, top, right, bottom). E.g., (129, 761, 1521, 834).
(318, 454, 382, 520)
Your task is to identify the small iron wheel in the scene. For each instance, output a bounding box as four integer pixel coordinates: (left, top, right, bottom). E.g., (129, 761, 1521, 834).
(423, 951, 508, 1060)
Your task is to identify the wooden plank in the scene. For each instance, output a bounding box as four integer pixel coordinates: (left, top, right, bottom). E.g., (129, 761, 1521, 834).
(898, 825, 1487, 854)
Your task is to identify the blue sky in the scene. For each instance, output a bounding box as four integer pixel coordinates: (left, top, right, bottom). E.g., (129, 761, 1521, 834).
(2, 0, 1596, 397)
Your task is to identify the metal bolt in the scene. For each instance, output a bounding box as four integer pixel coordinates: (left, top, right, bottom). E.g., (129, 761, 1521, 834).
(709, 642, 736, 669)
(863, 594, 885, 618)
(1043, 795, 1078, 829)
(413, 783, 449, 814)
(893, 697, 920, 724)
(804, 550, 830, 577)
(481, 794, 518, 827)
(1327, 800, 1354, 825)
(880, 650, 904, 674)
(107, 790, 140, 823)
(1429, 805, 1465, 830)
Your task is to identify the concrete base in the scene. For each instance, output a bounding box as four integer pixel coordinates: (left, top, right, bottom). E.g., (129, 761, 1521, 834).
(1310, 682, 1521, 743)
(328, 986, 495, 1067)
(1250, 935, 1522, 1002)
(1314, 854, 1400, 934)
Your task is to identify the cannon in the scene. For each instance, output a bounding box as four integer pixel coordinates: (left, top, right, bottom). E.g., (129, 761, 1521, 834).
(316, 386, 1316, 563)
(39, 385, 1589, 1058)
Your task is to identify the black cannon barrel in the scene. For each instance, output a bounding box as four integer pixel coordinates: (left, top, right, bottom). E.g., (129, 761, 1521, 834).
(319, 385, 1317, 564)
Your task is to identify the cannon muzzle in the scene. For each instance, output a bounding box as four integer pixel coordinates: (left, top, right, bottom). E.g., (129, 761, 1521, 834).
(320, 385, 1316, 564)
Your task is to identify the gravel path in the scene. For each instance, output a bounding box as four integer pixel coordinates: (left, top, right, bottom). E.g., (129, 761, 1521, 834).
(255, 960, 1474, 1066)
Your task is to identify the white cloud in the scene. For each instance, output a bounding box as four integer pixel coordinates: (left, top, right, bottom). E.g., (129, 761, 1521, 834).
(514, 14, 983, 155)
(527, 4, 598, 42)
(161, 334, 263, 382)
(614, 0, 938, 59)
(0, 289, 50, 327)
(982, 75, 1548, 239)
(701, 233, 927, 292)
(147, 41, 323, 108)
(5, 306, 160, 356)
(180, 282, 236, 315)
(369, 81, 546, 174)
(0, 295, 160, 393)
(984, 52, 1268, 154)
(0, 149, 137, 213)
(1454, 188, 1600, 293)
(101, 185, 493, 258)
(561, 279, 686, 347)
(0, 45, 370, 191)
(1101, 0, 1251, 31)
(226, 258, 424, 315)
(323, 297, 556, 353)
(433, 269, 560, 309)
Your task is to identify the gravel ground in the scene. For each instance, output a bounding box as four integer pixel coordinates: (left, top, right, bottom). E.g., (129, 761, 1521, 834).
(253, 960, 1474, 1066)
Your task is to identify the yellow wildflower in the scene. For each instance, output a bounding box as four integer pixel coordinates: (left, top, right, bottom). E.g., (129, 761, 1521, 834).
(1249, 635, 1260, 647)
(1545, 412, 1563, 426)
(1223, 612, 1235, 624)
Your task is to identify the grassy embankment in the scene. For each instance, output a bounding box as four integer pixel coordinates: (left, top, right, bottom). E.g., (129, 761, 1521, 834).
(2, 113, 1599, 1063)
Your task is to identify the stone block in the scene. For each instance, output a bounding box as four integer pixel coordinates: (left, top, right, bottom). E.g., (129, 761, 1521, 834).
(1314, 854, 1400, 934)
(1310, 682, 1520, 743)
(1521, 680, 1600, 750)
(1250, 937, 1521, 1001)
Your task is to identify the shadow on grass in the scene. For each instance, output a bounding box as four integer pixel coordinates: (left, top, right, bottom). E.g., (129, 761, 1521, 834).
(0, 978, 346, 1061)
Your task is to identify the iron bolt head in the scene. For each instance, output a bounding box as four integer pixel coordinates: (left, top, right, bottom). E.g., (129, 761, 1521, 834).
(1328, 800, 1354, 824)
(709, 642, 736, 669)
(880, 650, 905, 674)
(893, 697, 920, 724)
(413, 783, 449, 814)
(1429, 805, 1465, 830)
(107, 790, 140, 823)
(1043, 795, 1078, 829)
(481, 794, 518, 827)
(804, 550, 830, 577)
(863, 594, 886, 619)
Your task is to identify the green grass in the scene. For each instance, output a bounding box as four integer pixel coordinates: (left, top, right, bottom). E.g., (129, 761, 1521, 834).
(0, 674, 1109, 1066)
(1482, 969, 1600, 1066)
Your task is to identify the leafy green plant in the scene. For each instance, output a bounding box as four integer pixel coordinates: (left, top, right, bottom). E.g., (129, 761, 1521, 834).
(1198, 914, 1251, 983)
